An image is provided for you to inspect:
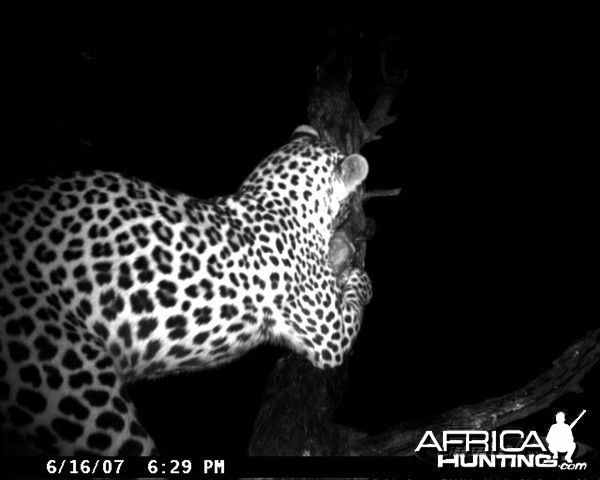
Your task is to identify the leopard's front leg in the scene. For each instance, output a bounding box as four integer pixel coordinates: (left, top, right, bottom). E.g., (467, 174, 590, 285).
(324, 268, 372, 367)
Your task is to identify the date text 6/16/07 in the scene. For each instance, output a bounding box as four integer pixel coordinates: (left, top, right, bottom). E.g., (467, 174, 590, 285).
(46, 459, 124, 475)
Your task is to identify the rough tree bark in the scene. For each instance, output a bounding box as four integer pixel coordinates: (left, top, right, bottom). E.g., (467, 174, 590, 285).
(247, 29, 600, 460)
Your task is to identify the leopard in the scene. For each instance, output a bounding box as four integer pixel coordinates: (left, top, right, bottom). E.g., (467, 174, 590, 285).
(0, 125, 372, 455)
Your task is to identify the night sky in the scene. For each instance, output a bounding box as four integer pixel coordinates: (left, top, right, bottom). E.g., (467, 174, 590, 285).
(5, 10, 597, 458)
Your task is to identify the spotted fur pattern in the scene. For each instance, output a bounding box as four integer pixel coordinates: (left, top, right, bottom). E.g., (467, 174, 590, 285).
(0, 126, 372, 455)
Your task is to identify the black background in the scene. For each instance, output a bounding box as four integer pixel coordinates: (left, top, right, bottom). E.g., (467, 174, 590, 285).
(5, 7, 597, 462)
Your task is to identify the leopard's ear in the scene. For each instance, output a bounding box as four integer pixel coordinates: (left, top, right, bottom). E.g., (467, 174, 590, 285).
(339, 154, 369, 193)
(291, 125, 319, 141)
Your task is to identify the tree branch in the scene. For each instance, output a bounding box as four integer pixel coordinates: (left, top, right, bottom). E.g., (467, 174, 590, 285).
(349, 327, 600, 456)
(364, 53, 408, 144)
(364, 188, 402, 200)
